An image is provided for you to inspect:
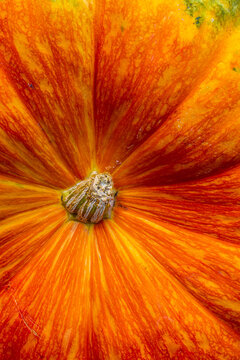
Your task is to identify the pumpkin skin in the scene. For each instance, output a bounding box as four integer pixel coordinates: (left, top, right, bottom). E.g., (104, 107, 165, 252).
(0, 0, 240, 359)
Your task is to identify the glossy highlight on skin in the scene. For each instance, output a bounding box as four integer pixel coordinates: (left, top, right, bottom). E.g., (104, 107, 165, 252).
(0, 0, 240, 359)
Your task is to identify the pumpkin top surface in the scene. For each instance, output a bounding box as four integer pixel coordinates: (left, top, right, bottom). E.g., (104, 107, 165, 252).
(1, 0, 240, 359)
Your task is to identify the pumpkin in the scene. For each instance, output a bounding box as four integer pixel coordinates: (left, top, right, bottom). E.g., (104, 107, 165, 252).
(1, 0, 240, 359)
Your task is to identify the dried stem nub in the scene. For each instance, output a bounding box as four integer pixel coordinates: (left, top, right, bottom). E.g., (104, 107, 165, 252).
(61, 171, 116, 224)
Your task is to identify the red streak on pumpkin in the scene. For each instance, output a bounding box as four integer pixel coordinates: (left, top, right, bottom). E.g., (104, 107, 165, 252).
(0, 0, 95, 186)
(119, 164, 240, 244)
(113, 30, 240, 187)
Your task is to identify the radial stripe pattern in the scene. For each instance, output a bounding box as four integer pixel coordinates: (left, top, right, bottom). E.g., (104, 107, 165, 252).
(0, 0, 240, 359)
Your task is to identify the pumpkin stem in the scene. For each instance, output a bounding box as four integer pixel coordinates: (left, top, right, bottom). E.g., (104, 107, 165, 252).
(61, 171, 117, 224)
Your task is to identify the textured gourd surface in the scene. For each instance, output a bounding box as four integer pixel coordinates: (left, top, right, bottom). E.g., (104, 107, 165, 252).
(0, 0, 240, 359)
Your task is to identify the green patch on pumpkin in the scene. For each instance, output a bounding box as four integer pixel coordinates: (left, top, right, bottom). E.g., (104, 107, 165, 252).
(184, 0, 240, 28)
(233, 67, 240, 73)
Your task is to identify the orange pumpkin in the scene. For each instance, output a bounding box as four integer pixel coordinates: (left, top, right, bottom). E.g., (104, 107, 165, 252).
(1, 0, 240, 359)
